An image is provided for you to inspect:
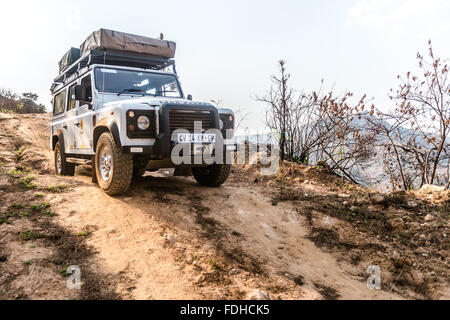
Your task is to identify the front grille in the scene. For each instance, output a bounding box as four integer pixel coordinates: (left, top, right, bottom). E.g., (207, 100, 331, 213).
(169, 110, 214, 136)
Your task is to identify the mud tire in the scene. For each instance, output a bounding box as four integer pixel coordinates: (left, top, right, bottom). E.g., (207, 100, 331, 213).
(54, 142, 75, 176)
(95, 132, 133, 195)
(192, 164, 231, 187)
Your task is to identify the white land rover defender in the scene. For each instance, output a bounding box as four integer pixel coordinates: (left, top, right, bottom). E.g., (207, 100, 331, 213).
(50, 29, 235, 195)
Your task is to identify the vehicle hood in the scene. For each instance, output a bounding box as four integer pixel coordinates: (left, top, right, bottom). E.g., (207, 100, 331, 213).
(115, 96, 213, 107)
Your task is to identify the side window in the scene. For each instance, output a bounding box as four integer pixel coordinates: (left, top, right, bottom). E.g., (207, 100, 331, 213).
(53, 90, 66, 115)
(81, 75, 92, 104)
(67, 84, 77, 111)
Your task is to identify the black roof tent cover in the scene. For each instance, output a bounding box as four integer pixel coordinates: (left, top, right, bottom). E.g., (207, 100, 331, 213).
(80, 29, 176, 58)
(53, 29, 176, 88)
(58, 47, 81, 73)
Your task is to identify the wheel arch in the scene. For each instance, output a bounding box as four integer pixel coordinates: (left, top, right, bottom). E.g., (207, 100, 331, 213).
(52, 130, 65, 151)
(93, 118, 121, 151)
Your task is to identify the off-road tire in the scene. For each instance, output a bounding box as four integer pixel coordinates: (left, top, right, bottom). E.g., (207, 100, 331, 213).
(95, 132, 133, 195)
(54, 142, 75, 176)
(192, 164, 231, 187)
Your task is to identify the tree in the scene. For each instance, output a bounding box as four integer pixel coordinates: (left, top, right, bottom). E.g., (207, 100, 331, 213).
(370, 40, 450, 190)
(256, 60, 295, 161)
(256, 60, 376, 182)
(22, 92, 39, 101)
(0, 87, 18, 100)
(312, 91, 376, 184)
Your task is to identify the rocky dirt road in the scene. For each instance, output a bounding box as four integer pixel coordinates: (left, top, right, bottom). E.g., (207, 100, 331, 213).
(0, 112, 448, 300)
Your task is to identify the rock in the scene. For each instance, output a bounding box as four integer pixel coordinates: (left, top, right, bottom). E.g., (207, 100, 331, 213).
(419, 184, 445, 194)
(392, 250, 400, 259)
(105, 227, 116, 234)
(342, 201, 349, 206)
(164, 234, 177, 244)
(424, 214, 434, 222)
(371, 194, 386, 204)
(350, 206, 359, 212)
(387, 218, 405, 230)
(247, 290, 270, 300)
(195, 272, 206, 283)
(355, 197, 367, 205)
(407, 200, 418, 208)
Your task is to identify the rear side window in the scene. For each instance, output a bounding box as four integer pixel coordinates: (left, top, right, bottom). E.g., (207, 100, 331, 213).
(53, 90, 66, 115)
(67, 85, 77, 111)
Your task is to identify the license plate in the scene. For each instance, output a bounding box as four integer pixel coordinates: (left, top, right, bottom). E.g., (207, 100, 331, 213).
(177, 133, 216, 143)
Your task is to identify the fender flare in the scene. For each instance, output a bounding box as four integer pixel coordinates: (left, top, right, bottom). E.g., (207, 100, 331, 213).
(52, 130, 65, 152)
(93, 118, 121, 151)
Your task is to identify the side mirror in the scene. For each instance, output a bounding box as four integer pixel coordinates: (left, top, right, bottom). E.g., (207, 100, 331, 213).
(74, 85, 83, 101)
(187, 94, 192, 101)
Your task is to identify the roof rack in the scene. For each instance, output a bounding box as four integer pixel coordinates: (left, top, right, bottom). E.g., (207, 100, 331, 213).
(53, 50, 176, 86)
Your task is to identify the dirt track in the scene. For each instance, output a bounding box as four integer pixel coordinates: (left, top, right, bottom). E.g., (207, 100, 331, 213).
(1, 112, 448, 300)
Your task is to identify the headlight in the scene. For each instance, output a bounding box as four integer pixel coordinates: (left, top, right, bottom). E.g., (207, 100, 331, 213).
(137, 115, 150, 130)
(219, 119, 224, 130)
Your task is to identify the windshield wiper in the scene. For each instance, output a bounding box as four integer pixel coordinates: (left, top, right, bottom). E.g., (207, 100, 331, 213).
(117, 88, 145, 96)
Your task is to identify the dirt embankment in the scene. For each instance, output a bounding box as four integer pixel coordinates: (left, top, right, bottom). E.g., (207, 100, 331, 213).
(0, 112, 448, 300)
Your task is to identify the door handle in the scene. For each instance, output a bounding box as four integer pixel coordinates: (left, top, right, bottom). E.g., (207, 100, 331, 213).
(74, 122, 80, 127)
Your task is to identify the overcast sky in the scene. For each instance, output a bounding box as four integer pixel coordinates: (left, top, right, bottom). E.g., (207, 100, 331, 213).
(1, 0, 449, 132)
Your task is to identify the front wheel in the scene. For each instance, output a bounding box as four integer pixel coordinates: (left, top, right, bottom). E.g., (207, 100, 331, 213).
(192, 164, 231, 187)
(95, 132, 133, 195)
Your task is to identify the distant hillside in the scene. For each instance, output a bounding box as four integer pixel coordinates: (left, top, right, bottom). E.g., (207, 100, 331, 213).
(0, 88, 46, 114)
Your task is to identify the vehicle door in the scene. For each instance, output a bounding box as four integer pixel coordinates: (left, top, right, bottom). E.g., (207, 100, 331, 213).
(72, 74, 95, 155)
(65, 84, 80, 153)
(51, 88, 71, 154)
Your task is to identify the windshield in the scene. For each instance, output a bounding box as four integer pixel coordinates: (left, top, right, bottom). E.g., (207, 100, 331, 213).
(94, 68, 183, 98)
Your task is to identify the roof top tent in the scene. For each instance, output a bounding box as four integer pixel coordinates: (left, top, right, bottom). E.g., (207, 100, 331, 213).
(52, 29, 177, 91)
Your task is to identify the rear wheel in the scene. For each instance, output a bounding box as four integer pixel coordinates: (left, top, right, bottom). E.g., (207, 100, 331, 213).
(192, 164, 231, 187)
(95, 132, 133, 195)
(54, 142, 75, 176)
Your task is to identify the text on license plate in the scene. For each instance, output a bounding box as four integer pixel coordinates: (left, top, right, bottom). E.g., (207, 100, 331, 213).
(177, 133, 216, 143)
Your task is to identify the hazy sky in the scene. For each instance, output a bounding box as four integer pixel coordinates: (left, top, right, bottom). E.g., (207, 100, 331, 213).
(1, 0, 449, 132)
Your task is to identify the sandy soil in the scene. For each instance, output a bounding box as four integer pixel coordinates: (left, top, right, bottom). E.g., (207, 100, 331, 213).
(0, 112, 448, 300)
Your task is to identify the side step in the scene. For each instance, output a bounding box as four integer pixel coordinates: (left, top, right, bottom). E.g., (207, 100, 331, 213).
(66, 158, 92, 165)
